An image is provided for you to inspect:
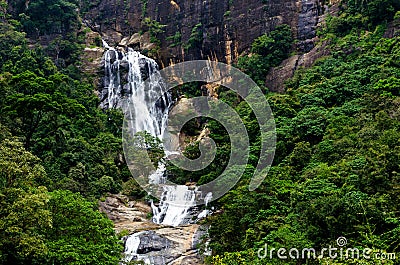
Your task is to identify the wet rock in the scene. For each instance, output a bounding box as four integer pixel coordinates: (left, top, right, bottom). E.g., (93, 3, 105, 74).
(297, 0, 320, 52)
(101, 195, 209, 265)
(119, 36, 130, 47)
(98, 49, 158, 109)
(137, 231, 171, 254)
(266, 55, 300, 93)
(265, 0, 337, 92)
(108, 50, 117, 63)
(119, 60, 129, 70)
(384, 18, 400, 38)
(138, 58, 151, 80)
(81, 37, 104, 74)
(122, 84, 131, 96)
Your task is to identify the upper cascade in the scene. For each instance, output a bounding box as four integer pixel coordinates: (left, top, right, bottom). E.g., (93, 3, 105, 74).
(101, 44, 171, 138)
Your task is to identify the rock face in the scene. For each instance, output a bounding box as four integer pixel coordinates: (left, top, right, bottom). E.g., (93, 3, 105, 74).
(265, 40, 331, 92)
(265, 1, 336, 92)
(135, 231, 171, 254)
(99, 195, 208, 265)
(99, 195, 161, 232)
(297, 0, 322, 52)
(82, 0, 325, 66)
(384, 17, 400, 38)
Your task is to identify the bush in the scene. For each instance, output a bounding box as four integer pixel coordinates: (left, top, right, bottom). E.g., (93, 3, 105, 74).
(237, 24, 293, 86)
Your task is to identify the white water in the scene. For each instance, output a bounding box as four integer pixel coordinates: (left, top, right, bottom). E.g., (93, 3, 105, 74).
(103, 45, 171, 136)
(123, 232, 150, 264)
(196, 192, 213, 220)
(151, 185, 199, 226)
(102, 42, 211, 264)
(103, 43, 199, 226)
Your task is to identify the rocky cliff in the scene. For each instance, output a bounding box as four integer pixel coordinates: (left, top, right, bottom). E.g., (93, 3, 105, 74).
(83, 0, 325, 66)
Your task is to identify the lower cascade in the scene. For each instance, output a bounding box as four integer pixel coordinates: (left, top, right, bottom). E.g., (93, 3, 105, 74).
(101, 42, 211, 264)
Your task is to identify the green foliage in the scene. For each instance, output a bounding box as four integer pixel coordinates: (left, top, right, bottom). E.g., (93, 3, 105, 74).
(395, 10, 400, 20)
(142, 17, 166, 45)
(207, 13, 400, 265)
(374, 76, 400, 96)
(142, 17, 166, 35)
(18, 0, 80, 36)
(0, 22, 26, 70)
(132, 131, 165, 167)
(6, 0, 85, 67)
(0, 138, 46, 189)
(0, 0, 7, 19)
(0, 186, 51, 264)
(183, 23, 203, 51)
(166, 31, 182, 47)
(167, 116, 233, 185)
(46, 36, 84, 67)
(237, 24, 293, 86)
(140, 0, 148, 18)
(0, 137, 121, 264)
(0, 1, 400, 264)
(122, 178, 146, 198)
(80, 0, 102, 13)
(0, 20, 130, 198)
(251, 25, 292, 57)
(141, 17, 166, 56)
(345, 0, 400, 25)
(323, 0, 400, 36)
(0, 137, 51, 263)
(44, 190, 122, 264)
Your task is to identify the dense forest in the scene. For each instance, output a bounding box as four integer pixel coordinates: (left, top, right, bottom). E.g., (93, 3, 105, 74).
(0, 0, 399, 264)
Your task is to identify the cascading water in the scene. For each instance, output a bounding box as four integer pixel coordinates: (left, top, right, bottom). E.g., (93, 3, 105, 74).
(151, 185, 198, 226)
(102, 43, 199, 226)
(102, 42, 211, 264)
(101, 44, 171, 138)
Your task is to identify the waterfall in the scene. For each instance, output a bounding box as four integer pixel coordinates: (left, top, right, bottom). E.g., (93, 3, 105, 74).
(102, 42, 211, 264)
(102, 44, 192, 225)
(101, 46, 171, 138)
(123, 232, 149, 264)
(151, 185, 199, 226)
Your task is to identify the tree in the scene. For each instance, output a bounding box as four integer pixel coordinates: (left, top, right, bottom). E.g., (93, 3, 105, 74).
(2, 71, 86, 150)
(0, 138, 51, 264)
(19, 0, 80, 36)
(44, 190, 123, 265)
(0, 22, 26, 69)
(237, 24, 293, 86)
